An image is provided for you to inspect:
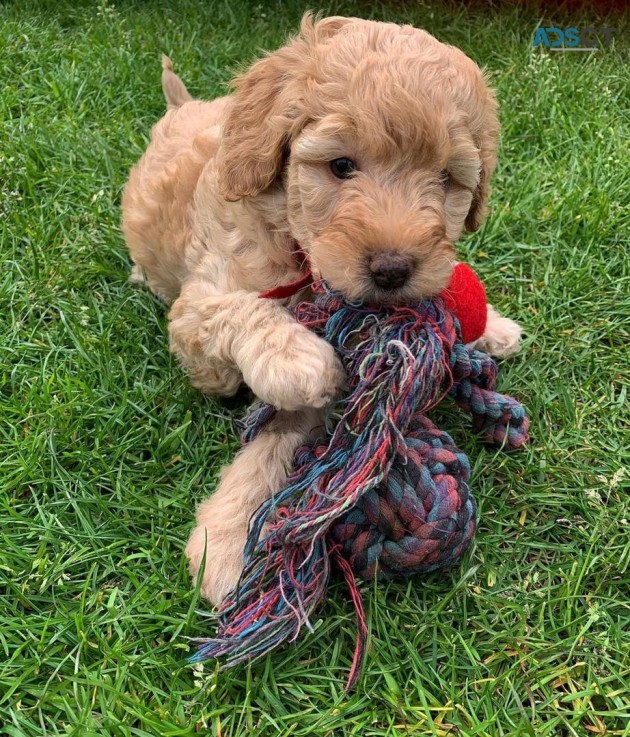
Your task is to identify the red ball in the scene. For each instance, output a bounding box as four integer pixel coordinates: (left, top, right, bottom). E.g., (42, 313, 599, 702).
(439, 263, 488, 344)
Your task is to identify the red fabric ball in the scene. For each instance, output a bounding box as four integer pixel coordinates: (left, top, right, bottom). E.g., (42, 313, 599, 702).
(439, 263, 487, 344)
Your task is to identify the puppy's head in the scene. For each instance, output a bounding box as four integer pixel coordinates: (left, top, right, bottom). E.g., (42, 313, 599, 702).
(217, 14, 499, 302)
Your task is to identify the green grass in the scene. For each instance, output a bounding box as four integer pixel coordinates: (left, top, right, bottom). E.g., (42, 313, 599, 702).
(1, 0, 629, 734)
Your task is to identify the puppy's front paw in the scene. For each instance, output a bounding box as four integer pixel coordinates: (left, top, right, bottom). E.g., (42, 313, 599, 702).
(475, 305, 523, 358)
(244, 325, 345, 411)
(186, 516, 245, 607)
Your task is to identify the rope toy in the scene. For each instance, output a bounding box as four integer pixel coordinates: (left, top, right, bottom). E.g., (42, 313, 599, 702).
(192, 268, 529, 688)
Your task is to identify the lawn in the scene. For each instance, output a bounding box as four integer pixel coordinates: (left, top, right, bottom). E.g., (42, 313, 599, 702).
(1, 0, 629, 735)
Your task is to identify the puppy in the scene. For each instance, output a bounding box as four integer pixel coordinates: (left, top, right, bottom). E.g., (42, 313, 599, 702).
(122, 14, 522, 605)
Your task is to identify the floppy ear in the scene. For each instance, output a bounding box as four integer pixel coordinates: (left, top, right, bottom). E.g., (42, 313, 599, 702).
(216, 49, 299, 202)
(465, 92, 500, 232)
(217, 13, 353, 202)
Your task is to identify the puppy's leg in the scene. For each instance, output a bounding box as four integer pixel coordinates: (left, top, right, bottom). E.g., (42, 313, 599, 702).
(474, 305, 522, 358)
(129, 263, 145, 286)
(167, 282, 242, 396)
(168, 280, 345, 407)
(186, 408, 322, 605)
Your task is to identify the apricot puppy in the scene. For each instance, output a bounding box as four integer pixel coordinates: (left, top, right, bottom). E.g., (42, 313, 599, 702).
(122, 14, 522, 604)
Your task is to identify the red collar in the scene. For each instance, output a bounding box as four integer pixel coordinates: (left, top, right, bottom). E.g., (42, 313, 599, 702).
(259, 240, 313, 299)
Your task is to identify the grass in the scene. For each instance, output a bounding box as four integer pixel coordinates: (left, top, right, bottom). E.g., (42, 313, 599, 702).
(1, 0, 629, 734)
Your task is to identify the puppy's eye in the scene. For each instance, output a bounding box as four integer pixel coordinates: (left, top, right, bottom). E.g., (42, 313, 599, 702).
(439, 169, 451, 187)
(330, 158, 357, 179)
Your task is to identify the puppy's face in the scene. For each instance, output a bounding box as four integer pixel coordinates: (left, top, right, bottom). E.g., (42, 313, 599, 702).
(286, 108, 482, 301)
(218, 15, 499, 302)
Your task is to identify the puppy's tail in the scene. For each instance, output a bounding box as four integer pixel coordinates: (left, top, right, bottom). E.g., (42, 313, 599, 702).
(161, 55, 193, 109)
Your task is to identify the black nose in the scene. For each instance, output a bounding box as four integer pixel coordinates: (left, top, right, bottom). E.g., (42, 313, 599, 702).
(368, 251, 413, 290)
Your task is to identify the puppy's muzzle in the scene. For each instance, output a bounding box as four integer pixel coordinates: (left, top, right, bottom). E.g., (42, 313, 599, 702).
(368, 251, 413, 290)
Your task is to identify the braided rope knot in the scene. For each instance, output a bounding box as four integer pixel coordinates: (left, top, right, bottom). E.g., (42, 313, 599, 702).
(329, 413, 475, 580)
(194, 281, 529, 687)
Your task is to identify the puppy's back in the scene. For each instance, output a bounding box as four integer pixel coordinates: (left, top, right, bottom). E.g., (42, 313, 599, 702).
(122, 59, 229, 301)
